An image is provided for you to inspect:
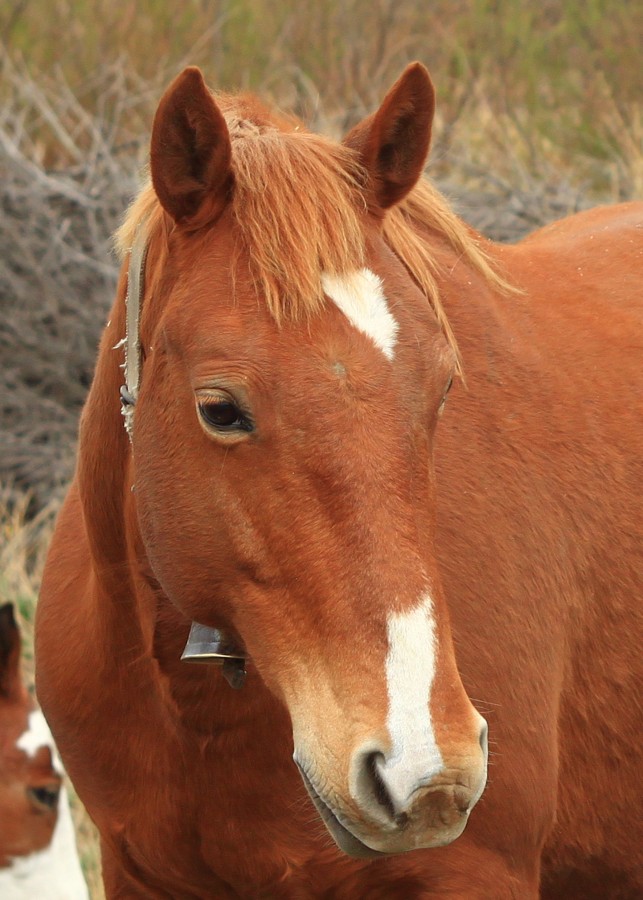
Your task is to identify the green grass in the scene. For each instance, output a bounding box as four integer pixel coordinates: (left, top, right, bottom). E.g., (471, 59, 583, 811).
(2, 0, 641, 190)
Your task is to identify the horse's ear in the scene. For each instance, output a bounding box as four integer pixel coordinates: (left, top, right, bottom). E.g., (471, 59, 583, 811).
(0, 603, 21, 700)
(344, 62, 434, 211)
(151, 67, 232, 225)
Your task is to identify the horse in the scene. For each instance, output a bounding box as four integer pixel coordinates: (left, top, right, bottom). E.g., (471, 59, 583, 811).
(35, 62, 642, 898)
(0, 602, 88, 898)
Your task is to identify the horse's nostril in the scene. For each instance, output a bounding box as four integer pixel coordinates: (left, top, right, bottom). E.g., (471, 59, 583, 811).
(394, 811, 409, 829)
(366, 751, 396, 822)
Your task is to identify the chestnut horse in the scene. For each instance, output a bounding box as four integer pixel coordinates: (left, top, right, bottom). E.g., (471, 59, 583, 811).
(0, 603, 87, 898)
(36, 64, 642, 898)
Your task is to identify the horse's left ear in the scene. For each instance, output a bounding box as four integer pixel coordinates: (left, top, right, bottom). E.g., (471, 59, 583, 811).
(344, 62, 435, 211)
(0, 603, 21, 700)
(151, 67, 232, 226)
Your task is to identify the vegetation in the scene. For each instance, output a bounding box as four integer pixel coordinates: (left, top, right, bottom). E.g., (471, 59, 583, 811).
(0, 2, 640, 895)
(1, 0, 641, 190)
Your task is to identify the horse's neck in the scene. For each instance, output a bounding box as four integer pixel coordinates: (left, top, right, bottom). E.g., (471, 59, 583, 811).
(77, 241, 167, 574)
(77, 270, 132, 569)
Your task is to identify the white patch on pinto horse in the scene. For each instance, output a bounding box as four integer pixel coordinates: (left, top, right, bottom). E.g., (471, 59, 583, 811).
(17, 709, 61, 764)
(380, 597, 443, 810)
(322, 269, 399, 360)
(0, 710, 89, 900)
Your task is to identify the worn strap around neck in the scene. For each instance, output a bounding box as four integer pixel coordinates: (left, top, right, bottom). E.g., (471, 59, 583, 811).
(121, 222, 150, 439)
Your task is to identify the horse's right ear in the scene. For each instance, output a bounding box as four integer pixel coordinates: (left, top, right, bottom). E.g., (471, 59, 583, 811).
(0, 603, 21, 700)
(344, 62, 434, 212)
(151, 67, 232, 226)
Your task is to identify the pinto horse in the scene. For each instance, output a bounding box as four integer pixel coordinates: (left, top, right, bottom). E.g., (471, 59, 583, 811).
(0, 603, 87, 898)
(35, 63, 642, 898)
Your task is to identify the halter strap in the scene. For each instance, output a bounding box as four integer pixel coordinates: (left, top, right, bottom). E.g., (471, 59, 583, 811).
(117, 224, 247, 687)
(120, 222, 150, 439)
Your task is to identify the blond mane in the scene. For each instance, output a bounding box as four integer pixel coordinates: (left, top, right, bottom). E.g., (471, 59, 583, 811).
(383, 180, 512, 373)
(116, 96, 509, 372)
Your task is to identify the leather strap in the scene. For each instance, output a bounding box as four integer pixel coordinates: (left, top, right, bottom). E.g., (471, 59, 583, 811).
(117, 225, 247, 686)
(120, 223, 150, 439)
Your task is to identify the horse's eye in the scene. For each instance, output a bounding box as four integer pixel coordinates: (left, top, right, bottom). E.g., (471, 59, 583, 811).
(27, 783, 60, 812)
(198, 397, 252, 433)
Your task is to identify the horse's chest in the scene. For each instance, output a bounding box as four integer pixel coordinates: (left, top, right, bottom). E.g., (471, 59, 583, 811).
(119, 737, 333, 897)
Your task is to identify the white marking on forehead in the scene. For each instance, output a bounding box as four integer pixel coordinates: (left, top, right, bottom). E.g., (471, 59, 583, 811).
(321, 269, 399, 360)
(380, 595, 443, 807)
(17, 710, 62, 771)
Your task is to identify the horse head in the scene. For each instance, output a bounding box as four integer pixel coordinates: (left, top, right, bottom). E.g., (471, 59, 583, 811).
(107, 64, 487, 858)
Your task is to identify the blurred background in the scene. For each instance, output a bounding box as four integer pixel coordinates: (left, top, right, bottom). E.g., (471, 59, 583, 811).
(0, 1, 641, 894)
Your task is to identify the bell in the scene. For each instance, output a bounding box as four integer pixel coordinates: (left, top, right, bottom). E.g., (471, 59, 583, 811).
(181, 622, 248, 690)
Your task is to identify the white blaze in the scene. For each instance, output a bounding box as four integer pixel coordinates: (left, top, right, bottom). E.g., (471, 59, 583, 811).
(0, 710, 89, 900)
(380, 596, 443, 807)
(322, 269, 399, 360)
(16, 709, 61, 763)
